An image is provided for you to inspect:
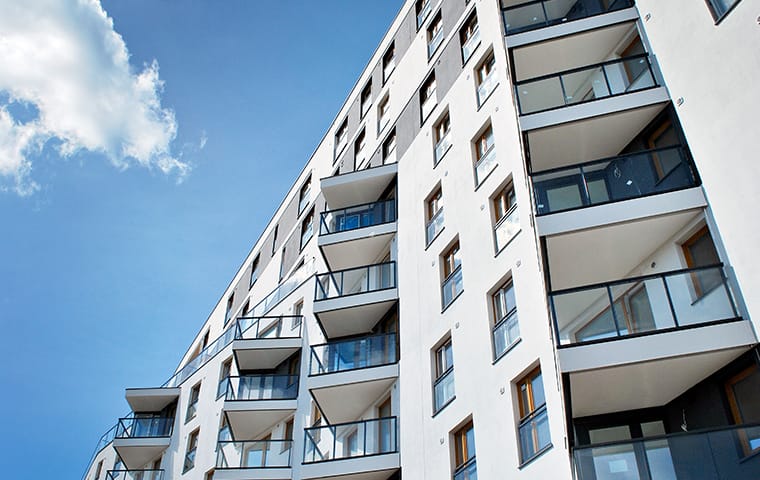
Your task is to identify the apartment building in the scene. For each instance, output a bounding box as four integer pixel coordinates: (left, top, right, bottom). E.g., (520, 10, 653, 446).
(83, 1, 760, 479)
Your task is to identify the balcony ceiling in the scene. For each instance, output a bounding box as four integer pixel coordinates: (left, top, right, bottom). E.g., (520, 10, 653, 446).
(319, 225, 396, 271)
(321, 164, 397, 210)
(314, 292, 398, 338)
(224, 401, 297, 440)
(310, 365, 398, 424)
(113, 438, 170, 470)
(125, 387, 180, 413)
(512, 21, 635, 81)
(233, 338, 302, 371)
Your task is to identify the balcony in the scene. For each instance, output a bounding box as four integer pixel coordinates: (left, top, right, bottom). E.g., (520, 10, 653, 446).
(124, 387, 180, 414)
(318, 200, 397, 271)
(309, 333, 399, 424)
(106, 470, 164, 480)
(232, 316, 302, 371)
(223, 375, 299, 440)
(313, 262, 398, 339)
(113, 416, 174, 469)
(502, 0, 634, 36)
(533, 146, 700, 216)
(573, 424, 760, 480)
(215, 440, 292, 480)
(301, 417, 400, 480)
(322, 163, 397, 210)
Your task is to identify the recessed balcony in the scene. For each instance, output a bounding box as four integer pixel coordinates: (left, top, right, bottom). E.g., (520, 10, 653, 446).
(502, 0, 635, 37)
(106, 470, 164, 480)
(223, 375, 299, 441)
(232, 316, 303, 371)
(301, 417, 400, 480)
(112, 416, 174, 469)
(214, 440, 292, 480)
(321, 163, 397, 210)
(318, 200, 397, 271)
(309, 333, 399, 424)
(313, 262, 398, 339)
(124, 387, 180, 414)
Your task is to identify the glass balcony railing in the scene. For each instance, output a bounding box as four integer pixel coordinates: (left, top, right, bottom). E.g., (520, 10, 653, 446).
(476, 71, 498, 106)
(417, 1, 433, 27)
(216, 440, 293, 469)
(442, 266, 464, 309)
(433, 367, 455, 413)
(515, 54, 657, 115)
(319, 199, 396, 235)
(235, 315, 303, 341)
(533, 146, 699, 215)
(474, 145, 497, 185)
(461, 27, 481, 63)
(422, 95, 437, 121)
(519, 405, 551, 463)
(310, 333, 398, 375)
(315, 262, 397, 301)
(453, 457, 477, 480)
(426, 208, 445, 246)
(428, 28, 444, 57)
(493, 310, 520, 359)
(224, 375, 299, 401)
(503, 0, 634, 35)
(551, 265, 740, 346)
(115, 416, 174, 439)
(573, 423, 760, 480)
(304, 417, 398, 463)
(494, 205, 519, 252)
(106, 470, 164, 480)
(434, 132, 452, 165)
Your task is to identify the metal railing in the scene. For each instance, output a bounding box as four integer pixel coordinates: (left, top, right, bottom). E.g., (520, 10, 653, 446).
(442, 266, 464, 309)
(515, 54, 657, 115)
(494, 204, 519, 252)
(115, 415, 174, 439)
(474, 145, 497, 185)
(106, 470, 164, 480)
(315, 262, 397, 301)
(224, 375, 299, 401)
(426, 208, 445, 246)
(304, 417, 398, 463)
(216, 440, 293, 469)
(551, 265, 740, 346)
(573, 423, 760, 480)
(532, 145, 698, 215)
(433, 367, 455, 413)
(503, 0, 634, 35)
(235, 315, 303, 341)
(310, 332, 398, 375)
(319, 199, 396, 235)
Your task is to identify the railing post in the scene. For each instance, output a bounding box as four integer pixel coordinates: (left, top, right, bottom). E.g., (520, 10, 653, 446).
(540, 0, 549, 26)
(720, 267, 740, 318)
(601, 63, 614, 96)
(661, 275, 680, 327)
(578, 165, 592, 207)
(559, 75, 569, 106)
(607, 286, 623, 336)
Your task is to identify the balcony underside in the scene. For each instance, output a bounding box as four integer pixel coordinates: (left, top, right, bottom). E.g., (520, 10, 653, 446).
(232, 338, 301, 371)
(321, 164, 397, 210)
(309, 364, 399, 424)
(124, 387, 180, 413)
(545, 208, 703, 291)
(319, 224, 396, 271)
(224, 400, 297, 440)
(301, 455, 400, 480)
(113, 437, 170, 470)
(314, 291, 398, 338)
(214, 469, 292, 480)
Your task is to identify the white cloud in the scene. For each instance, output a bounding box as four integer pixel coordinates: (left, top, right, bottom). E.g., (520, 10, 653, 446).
(0, 0, 187, 195)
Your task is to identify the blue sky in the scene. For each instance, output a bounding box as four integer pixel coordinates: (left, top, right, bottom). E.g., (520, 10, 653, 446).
(0, 1, 402, 478)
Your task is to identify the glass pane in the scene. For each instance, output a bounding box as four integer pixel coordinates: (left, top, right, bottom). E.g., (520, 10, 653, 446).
(504, 3, 547, 34)
(517, 77, 564, 114)
(562, 67, 608, 105)
(546, 184, 583, 212)
(665, 268, 734, 326)
(589, 426, 632, 444)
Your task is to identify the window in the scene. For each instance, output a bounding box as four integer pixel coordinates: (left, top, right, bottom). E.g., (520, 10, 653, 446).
(249, 254, 260, 287)
(279, 246, 287, 281)
(725, 364, 760, 454)
(298, 176, 311, 214)
(225, 293, 235, 325)
(378, 397, 394, 452)
(383, 43, 396, 83)
(493, 183, 518, 251)
(453, 421, 476, 479)
(292, 300, 303, 329)
(184, 428, 200, 473)
(378, 95, 390, 133)
(420, 73, 437, 122)
(335, 119, 348, 159)
(383, 128, 397, 164)
(474, 124, 496, 185)
(241, 300, 250, 318)
(354, 129, 367, 169)
(113, 458, 122, 473)
(433, 337, 455, 412)
(460, 13, 480, 63)
(476, 52, 497, 106)
(218, 415, 231, 442)
(492, 279, 519, 359)
(426, 187, 444, 246)
(706, 0, 741, 21)
(271, 225, 278, 256)
(282, 417, 295, 452)
(301, 209, 314, 249)
(682, 226, 722, 297)
(517, 367, 551, 463)
(416, 0, 433, 28)
(186, 382, 201, 422)
(441, 241, 463, 308)
(218, 357, 232, 398)
(647, 119, 681, 181)
(427, 13, 444, 58)
(433, 112, 452, 165)
(360, 82, 372, 118)
(201, 330, 210, 349)
(574, 284, 655, 342)
(94, 460, 103, 479)
(310, 403, 323, 443)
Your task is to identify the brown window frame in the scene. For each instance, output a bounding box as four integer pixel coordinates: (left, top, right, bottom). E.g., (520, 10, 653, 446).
(725, 363, 760, 456)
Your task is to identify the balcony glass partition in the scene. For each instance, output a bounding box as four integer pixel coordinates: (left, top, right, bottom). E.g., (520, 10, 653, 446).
(428, 28, 444, 57)
(216, 440, 292, 469)
(519, 405, 551, 463)
(551, 265, 739, 346)
(310, 333, 398, 375)
(426, 208, 445, 246)
(515, 54, 657, 115)
(315, 262, 396, 301)
(574, 424, 760, 480)
(503, 0, 634, 35)
(462, 26, 481, 63)
(476, 71, 498, 106)
(453, 458, 477, 480)
(304, 417, 398, 463)
(442, 266, 464, 309)
(417, 0, 433, 27)
(494, 205, 519, 252)
(533, 146, 698, 215)
(433, 368, 455, 413)
(225, 375, 299, 401)
(107, 470, 164, 480)
(236, 315, 303, 341)
(319, 200, 396, 235)
(115, 415, 174, 439)
(474, 146, 497, 185)
(493, 310, 520, 359)
(434, 132, 452, 165)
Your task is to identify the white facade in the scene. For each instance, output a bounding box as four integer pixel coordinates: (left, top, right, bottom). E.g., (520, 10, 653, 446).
(84, 1, 760, 480)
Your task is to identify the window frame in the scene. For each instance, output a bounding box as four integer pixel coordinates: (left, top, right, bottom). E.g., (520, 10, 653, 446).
(186, 382, 201, 422)
(681, 226, 722, 299)
(300, 208, 315, 250)
(382, 128, 397, 164)
(491, 278, 520, 360)
(360, 82, 372, 119)
(334, 119, 349, 160)
(725, 363, 760, 455)
(516, 367, 551, 464)
(383, 43, 396, 84)
(420, 73, 438, 124)
(705, 0, 742, 23)
(460, 12, 480, 64)
(453, 421, 476, 474)
(183, 428, 200, 473)
(249, 254, 260, 288)
(427, 12, 444, 58)
(298, 176, 312, 214)
(433, 111, 452, 165)
(217, 357, 233, 399)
